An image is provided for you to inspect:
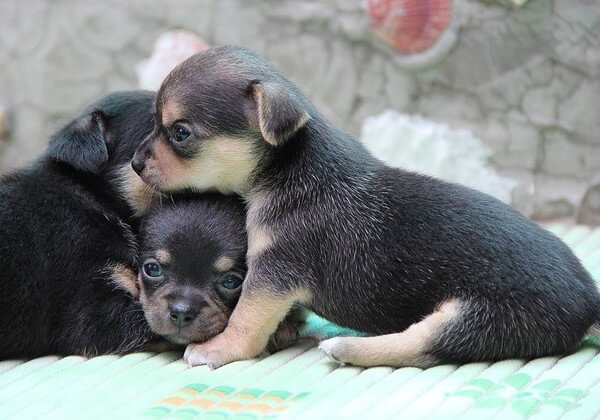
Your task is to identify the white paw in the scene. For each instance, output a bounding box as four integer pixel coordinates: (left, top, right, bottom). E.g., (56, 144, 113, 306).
(183, 344, 228, 369)
(318, 337, 345, 363)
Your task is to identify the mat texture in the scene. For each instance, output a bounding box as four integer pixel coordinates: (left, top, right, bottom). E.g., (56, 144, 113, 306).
(1, 224, 600, 419)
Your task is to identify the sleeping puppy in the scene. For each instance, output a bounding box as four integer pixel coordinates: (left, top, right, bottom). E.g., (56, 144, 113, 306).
(132, 46, 600, 368)
(138, 193, 300, 354)
(0, 91, 161, 358)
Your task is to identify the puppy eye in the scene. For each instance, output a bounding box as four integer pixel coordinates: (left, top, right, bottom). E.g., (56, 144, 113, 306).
(172, 123, 190, 142)
(220, 273, 243, 290)
(144, 262, 162, 277)
(142, 258, 163, 280)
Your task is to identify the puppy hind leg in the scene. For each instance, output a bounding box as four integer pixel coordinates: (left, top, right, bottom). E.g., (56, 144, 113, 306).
(319, 299, 462, 368)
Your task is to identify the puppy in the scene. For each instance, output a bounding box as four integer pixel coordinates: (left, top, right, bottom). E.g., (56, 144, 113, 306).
(132, 46, 600, 369)
(138, 194, 248, 346)
(139, 193, 300, 354)
(0, 91, 160, 358)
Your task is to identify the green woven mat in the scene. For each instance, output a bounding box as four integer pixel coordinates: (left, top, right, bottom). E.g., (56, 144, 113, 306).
(1, 224, 600, 419)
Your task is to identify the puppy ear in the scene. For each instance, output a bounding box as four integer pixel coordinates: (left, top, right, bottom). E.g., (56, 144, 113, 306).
(246, 80, 311, 146)
(47, 111, 108, 173)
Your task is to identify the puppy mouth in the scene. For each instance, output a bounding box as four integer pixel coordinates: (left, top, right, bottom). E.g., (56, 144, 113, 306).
(142, 303, 230, 345)
(149, 321, 228, 345)
(161, 328, 222, 346)
(163, 334, 193, 346)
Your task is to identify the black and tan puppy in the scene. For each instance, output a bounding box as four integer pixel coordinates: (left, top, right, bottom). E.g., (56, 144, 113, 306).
(132, 46, 600, 368)
(139, 194, 248, 346)
(0, 91, 161, 358)
(139, 193, 300, 353)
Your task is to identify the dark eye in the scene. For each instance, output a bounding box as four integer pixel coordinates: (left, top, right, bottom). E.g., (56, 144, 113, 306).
(172, 124, 190, 142)
(142, 258, 163, 284)
(220, 273, 243, 290)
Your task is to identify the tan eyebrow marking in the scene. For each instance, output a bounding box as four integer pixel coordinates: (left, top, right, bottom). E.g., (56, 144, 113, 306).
(161, 99, 182, 127)
(214, 256, 235, 273)
(155, 249, 171, 265)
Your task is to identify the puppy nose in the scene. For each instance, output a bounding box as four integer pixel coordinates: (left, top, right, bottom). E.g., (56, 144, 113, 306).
(131, 156, 145, 175)
(168, 302, 197, 328)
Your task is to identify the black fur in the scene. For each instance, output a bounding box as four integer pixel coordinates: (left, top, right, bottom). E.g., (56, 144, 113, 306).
(0, 91, 159, 358)
(136, 46, 600, 366)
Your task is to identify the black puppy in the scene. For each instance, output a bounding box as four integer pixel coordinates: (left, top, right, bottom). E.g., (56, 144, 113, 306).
(0, 91, 161, 358)
(132, 46, 600, 368)
(138, 193, 300, 353)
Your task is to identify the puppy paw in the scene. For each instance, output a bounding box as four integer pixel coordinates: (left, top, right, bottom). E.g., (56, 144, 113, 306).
(319, 337, 349, 363)
(184, 343, 231, 370)
(266, 321, 300, 353)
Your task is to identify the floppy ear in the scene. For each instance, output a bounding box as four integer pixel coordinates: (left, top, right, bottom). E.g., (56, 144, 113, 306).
(246, 80, 311, 146)
(47, 111, 108, 173)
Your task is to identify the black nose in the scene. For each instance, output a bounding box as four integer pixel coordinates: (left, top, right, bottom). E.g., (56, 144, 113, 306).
(168, 302, 197, 328)
(131, 157, 145, 175)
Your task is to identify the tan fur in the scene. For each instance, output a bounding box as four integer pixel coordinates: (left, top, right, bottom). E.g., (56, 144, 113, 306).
(246, 189, 271, 222)
(214, 256, 234, 272)
(184, 287, 312, 368)
(247, 224, 275, 259)
(246, 190, 275, 259)
(117, 164, 156, 216)
(319, 298, 462, 368)
(143, 135, 258, 194)
(155, 249, 171, 265)
(161, 99, 182, 126)
(108, 263, 139, 299)
(153, 138, 188, 184)
(184, 136, 259, 194)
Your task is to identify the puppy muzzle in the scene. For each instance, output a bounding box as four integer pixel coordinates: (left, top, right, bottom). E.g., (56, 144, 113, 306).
(132, 138, 155, 175)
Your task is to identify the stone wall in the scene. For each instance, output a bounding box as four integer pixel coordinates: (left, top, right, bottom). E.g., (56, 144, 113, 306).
(1, 0, 599, 224)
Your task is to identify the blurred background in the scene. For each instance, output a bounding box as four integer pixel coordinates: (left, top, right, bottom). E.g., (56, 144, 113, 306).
(0, 0, 599, 224)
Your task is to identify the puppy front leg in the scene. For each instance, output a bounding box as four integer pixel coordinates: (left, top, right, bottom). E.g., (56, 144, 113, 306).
(184, 285, 309, 368)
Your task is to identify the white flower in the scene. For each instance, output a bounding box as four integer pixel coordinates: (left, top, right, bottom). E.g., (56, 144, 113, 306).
(361, 110, 517, 203)
(136, 31, 209, 91)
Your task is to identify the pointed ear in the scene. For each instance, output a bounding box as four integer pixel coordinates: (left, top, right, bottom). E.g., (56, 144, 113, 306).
(48, 111, 108, 173)
(246, 80, 311, 146)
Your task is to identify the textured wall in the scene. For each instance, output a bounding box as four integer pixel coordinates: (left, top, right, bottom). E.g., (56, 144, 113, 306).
(0, 0, 599, 223)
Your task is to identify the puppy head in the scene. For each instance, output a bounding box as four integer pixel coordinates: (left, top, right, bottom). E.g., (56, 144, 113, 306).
(132, 46, 312, 194)
(47, 90, 158, 215)
(138, 193, 247, 345)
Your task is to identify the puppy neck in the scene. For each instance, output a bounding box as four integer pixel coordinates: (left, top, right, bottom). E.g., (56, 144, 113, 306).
(248, 116, 379, 199)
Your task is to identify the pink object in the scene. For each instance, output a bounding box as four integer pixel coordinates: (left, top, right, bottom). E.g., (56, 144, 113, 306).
(367, 0, 452, 54)
(137, 31, 210, 91)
